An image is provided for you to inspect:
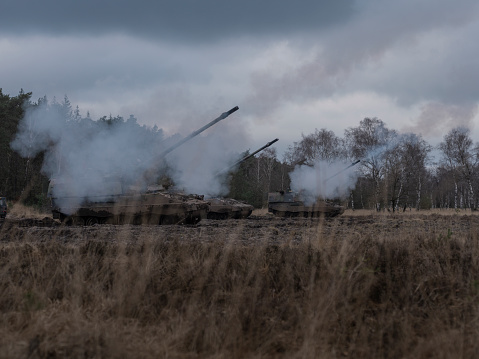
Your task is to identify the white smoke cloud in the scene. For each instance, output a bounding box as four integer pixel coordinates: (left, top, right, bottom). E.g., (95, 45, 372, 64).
(11, 102, 245, 214)
(166, 130, 246, 197)
(289, 160, 358, 204)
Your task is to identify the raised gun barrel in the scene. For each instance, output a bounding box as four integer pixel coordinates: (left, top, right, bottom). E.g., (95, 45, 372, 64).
(145, 106, 239, 172)
(325, 159, 360, 182)
(160, 106, 239, 158)
(217, 138, 279, 175)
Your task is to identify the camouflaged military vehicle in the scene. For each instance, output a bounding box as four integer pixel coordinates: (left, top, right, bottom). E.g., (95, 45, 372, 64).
(206, 197, 253, 219)
(49, 107, 239, 225)
(206, 138, 279, 220)
(49, 178, 209, 225)
(267, 160, 361, 218)
(267, 191, 345, 218)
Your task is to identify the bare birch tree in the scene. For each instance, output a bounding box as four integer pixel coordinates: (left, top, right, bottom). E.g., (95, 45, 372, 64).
(284, 128, 345, 166)
(344, 118, 396, 211)
(439, 127, 478, 210)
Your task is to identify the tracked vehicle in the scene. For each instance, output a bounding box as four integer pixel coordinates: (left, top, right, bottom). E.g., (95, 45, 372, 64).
(268, 191, 345, 218)
(49, 178, 209, 225)
(206, 138, 279, 220)
(267, 160, 361, 218)
(49, 107, 239, 225)
(206, 197, 253, 219)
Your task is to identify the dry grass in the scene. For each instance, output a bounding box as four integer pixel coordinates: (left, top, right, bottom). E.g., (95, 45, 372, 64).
(345, 208, 479, 216)
(1, 212, 479, 358)
(6, 202, 50, 220)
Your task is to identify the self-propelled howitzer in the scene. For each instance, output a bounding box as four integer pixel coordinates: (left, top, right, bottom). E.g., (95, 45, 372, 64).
(217, 138, 279, 175)
(267, 191, 345, 218)
(206, 138, 279, 220)
(49, 107, 240, 225)
(267, 160, 361, 218)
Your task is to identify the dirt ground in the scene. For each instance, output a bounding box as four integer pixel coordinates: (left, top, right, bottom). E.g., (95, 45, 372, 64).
(2, 208, 479, 244)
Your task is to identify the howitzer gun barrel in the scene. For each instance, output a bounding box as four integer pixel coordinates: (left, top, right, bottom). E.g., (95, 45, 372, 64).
(217, 138, 279, 175)
(232, 138, 279, 167)
(142, 106, 239, 181)
(325, 159, 360, 182)
(145, 106, 239, 172)
(160, 106, 239, 158)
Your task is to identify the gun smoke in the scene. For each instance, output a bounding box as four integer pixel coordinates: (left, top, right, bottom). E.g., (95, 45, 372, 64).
(289, 160, 358, 204)
(11, 102, 246, 213)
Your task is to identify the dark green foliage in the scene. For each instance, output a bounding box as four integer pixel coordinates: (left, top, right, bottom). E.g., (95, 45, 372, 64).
(0, 89, 47, 202)
(227, 155, 261, 207)
(0, 90, 167, 208)
(227, 152, 289, 208)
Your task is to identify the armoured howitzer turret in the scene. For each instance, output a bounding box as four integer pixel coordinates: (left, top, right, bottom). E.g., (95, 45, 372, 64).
(206, 138, 279, 220)
(267, 160, 361, 218)
(49, 107, 240, 225)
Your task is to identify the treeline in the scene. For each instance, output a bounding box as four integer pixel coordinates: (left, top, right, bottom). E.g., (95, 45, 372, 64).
(0, 89, 46, 206)
(0, 90, 165, 208)
(229, 118, 479, 211)
(1, 89, 478, 211)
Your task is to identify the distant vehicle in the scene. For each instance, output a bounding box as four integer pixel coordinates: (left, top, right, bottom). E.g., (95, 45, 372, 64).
(0, 197, 7, 218)
(206, 197, 253, 219)
(267, 191, 344, 218)
(267, 160, 359, 218)
(207, 138, 279, 220)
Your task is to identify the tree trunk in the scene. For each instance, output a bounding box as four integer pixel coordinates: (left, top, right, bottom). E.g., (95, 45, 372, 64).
(454, 180, 458, 209)
(375, 177, 381, 211)
(468, 179, 475, 210)
(416, 177, 422, 210)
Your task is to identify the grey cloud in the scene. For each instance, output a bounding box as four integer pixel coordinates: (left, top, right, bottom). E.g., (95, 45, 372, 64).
(0, 0, 355, 43)
(403, 102, 478, 138)
(4, 0, 479, 157)
(245, 0, 479, 119)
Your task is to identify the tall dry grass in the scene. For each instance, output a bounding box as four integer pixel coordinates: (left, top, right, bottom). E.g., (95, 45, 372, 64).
(6, 202, 50, 220)
(1, 213, 479, 358)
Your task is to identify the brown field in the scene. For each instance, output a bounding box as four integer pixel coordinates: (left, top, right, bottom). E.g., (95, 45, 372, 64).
(2, 208, 479, 358)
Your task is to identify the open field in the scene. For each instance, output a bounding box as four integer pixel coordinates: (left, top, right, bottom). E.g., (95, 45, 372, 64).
(1, 209, 479, 358)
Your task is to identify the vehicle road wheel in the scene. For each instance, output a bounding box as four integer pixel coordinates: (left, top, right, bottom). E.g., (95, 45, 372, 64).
(86, 217, 99, 226)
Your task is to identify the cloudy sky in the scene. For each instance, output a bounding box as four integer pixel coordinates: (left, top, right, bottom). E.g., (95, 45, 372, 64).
(2, 0, 479, 158)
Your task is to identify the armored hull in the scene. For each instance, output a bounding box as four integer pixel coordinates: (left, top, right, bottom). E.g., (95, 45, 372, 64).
(206, 197, 254, 220)
(268, 191, 344, 218)
(50, 188, 209, 226)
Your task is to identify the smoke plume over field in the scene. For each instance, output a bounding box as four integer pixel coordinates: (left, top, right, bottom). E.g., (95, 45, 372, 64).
(11, 103, 245, 213)
(289, 160, 358, 203)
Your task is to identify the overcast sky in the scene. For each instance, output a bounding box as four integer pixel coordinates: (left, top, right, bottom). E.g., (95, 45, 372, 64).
(2, 0, 479, 158)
